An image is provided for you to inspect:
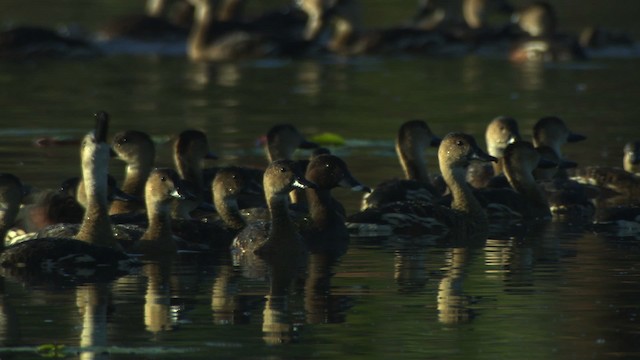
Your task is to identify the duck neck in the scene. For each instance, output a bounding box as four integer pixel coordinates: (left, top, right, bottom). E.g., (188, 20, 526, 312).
(504, 163, 550, 218)
(444, 165, 486, 225)
(215, 195, 245, 230)
(141, 200, 174, 244)
(75, 152, 117, 248)
(306, 187, 340, 229)
(176, 157, 204, 194)
(397, 141, 429, 182)
(111, 163, 152, 214)
(188, 0, 214, 60)
(492, 157, 505, 175)
(267, 193, 296, 240)
(329, 17, 357, 53)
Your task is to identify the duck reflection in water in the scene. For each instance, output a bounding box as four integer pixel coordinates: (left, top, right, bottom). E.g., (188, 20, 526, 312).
(437, 247, 476, 324)
(76, 282, 112, 360)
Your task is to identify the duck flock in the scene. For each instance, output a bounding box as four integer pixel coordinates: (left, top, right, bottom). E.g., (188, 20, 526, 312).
(0, 0, 637, 61)
(0, 1, 639, 282)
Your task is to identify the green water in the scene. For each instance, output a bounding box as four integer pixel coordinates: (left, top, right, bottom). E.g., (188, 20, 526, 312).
(2, 1, 640, 359)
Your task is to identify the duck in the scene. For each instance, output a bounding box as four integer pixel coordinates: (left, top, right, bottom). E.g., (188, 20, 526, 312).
(532, 115, 586, 179)
(474, 141, 553, 221)
(301, 154, 370, 254)
(467, 115, 521, 188)
(509, 1, 586, 62)
(230, 159, 316, 271)
(347, 132, 497, 241)
(172, 129, 218, 219)
(570, 141, 640, 203)
(185, 0, 328, 61)
(0, 112, 136, 274)
(0, 26, 99, 59)
(110, 130, 157, 215)
(361, 120, 441, 210)
(127, 168, 193, 255)
(325, 0, 446, 56)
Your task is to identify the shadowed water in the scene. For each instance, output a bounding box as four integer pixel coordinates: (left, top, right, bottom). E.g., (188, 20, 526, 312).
(1, 1, 640, 359)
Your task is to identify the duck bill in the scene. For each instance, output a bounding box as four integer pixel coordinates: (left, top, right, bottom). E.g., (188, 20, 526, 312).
(292, 176, 317, 189)
(470, 148, 498, 163)
(171, 186, 196, 201)
(567, 132, 587, 143)
(338, 174, 371, 193)
(94, 111, 109, 143)
(430, 136, 442, 147)
(299, 139, 319, 149)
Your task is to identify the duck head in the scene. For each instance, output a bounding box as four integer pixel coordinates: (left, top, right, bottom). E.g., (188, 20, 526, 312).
(305, 154, 370, 192)
(145, 168, 194, 207)
(485, 116, 521, 157)
(264, 159, 317, 198)
(266, 124, 318, 162)
(533, 116, 586, 156)
(438, 132, 497, 171)
(111, 130, 156, 168)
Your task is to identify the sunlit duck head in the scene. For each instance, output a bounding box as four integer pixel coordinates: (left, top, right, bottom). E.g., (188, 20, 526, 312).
(485, 116, 521, 158)
(263, 159, 317, 201)
(137, 168, 193, 253)
(265, 124, 318, 162)
(463, 0, 514, 30)
(110, 130, 156, 214)
(0, 173, 26, 242)
(623, 141, 640, 174)
(439, 132, 498, 173)
(532, 116, 586, 158)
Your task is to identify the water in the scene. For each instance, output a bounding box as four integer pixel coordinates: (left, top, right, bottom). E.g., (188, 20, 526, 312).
(2, 1, 640, 359)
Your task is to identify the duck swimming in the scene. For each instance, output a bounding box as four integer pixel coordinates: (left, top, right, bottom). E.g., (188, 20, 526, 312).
(347, 133, 497, 241)
(301, 154, 370, 254)
(509, 1, 586, 62)
(0, 112, 136, 274)
(231, 159, 316, 267)
(362, 120, 441, 210)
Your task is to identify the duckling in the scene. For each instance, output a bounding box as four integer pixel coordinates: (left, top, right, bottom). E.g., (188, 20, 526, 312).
(302, 154, 370, 254)
(110, 130, 156, 215)
(186, 0, 327, 61)
(326, 0, 446, 56)
(0, 112, 136, 273)
(347, 133, 497, 241)
(467, 115, 521, 188)
(231, 159, 316, 266)
(0, 26, 99, 59)
(509, 1, 586, 62)
(362, 120, 441, 210)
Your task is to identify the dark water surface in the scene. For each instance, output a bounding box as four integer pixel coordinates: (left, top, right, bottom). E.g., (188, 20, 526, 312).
(2, 1, 640, 359)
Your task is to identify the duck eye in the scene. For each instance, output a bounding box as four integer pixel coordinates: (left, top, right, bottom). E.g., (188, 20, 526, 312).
(279, 167, 287, 173)
(456, 140, 464, 146)
(160, 176, 167, 182)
